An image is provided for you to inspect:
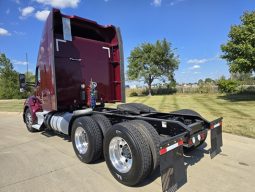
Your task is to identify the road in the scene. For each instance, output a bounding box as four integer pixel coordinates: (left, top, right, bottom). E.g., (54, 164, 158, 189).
(0, 113, 254, 192)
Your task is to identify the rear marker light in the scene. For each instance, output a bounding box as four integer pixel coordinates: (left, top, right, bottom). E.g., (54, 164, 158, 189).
(197, 134, 201, 141)
(192, 137, 196, 144)
(200, 133, 205, 140)
(178, 139, 184, 145)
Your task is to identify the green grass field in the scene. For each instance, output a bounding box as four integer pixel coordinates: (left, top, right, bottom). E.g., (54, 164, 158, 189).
(1, 94, 255, 138)
(109, 94, 255, 138)
(0, 99, 24, 112)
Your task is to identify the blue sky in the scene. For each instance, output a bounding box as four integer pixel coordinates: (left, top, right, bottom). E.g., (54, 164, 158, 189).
(0, 0, 254, 84)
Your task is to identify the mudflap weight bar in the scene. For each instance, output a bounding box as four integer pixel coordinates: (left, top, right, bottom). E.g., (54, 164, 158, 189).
(159, 136, 187, 192)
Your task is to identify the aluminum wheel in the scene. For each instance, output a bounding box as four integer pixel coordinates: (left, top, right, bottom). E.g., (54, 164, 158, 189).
(25, 110, 32, 127)
(109, 136, 133, 173)
(75, 127, 89, 154)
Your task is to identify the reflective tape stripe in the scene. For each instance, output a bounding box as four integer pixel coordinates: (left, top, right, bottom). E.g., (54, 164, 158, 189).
(160, 140, 183, 156)
(214, 123, 220, 128)
(210, 121, 222, 129)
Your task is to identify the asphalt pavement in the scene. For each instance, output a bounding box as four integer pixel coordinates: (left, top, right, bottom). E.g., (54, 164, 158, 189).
(0, 113, 254, 192)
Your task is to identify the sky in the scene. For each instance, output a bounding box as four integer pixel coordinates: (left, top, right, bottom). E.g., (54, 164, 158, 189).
(0, 0, 254, 84)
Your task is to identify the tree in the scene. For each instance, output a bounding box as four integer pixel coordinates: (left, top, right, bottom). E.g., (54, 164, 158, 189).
(217, 78, 239, 94)
(204, 78, 214, 84)
(221, 11, 255, 73)
(198, 79, 204, 85)
(0, 53, 20, 99)
(127, 39, 179, 95)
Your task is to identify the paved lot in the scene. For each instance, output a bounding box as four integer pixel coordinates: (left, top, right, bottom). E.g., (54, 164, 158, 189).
(0, 113, 254, 192)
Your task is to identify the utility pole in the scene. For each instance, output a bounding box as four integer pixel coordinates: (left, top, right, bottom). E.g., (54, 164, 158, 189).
(26, 53, 28, 77)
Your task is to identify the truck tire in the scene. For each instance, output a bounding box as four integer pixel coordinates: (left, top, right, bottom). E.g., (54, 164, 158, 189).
(104, 122, 152, 186)
(91, 114, 112, 137)
(71, 116, 103, 163)
(24, 108, 37, 132)
(130, 120, 160, 173)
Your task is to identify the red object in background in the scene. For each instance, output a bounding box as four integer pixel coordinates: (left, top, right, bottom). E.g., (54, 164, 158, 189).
(86, 86, 91, 107)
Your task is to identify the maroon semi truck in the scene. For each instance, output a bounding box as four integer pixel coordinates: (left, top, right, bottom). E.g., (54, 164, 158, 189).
(19, 9, 223, 192)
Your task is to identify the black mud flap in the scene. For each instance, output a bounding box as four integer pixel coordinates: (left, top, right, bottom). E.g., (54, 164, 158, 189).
(159, 137, 187, 192)
(210, 118, 223, 159)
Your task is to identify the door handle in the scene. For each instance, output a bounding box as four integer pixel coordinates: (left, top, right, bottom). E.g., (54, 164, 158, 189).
(69, 58, 82, 61)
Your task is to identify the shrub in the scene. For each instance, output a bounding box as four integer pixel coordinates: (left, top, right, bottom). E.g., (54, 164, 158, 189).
(217, 79, 239, 93)
(129, 91, 138, 97)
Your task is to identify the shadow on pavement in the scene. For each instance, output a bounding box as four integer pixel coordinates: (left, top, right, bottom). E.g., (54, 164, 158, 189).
(39, 129, 210, 189)
(41, 130, 71, 142)
(136, 142, 209, 188)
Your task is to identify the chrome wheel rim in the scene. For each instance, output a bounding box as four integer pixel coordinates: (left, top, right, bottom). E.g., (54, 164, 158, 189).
(109, 136, 133, 173)
(26, 111, 32, 127)
(75, 127, 89, 154)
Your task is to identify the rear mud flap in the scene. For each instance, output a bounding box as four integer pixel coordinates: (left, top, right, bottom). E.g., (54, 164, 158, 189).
(159, 139, 187, 192)
(210, 120, 223, 159)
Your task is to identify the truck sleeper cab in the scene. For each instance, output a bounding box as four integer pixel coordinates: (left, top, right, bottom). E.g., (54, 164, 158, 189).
(19, 9, 223, 192)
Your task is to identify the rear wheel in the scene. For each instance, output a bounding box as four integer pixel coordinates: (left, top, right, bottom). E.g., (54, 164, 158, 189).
(71, 116, 103, 163)
(129, 120, 160, 173)
(91, 114, 112, 137)
(24, 108, 37, 132)
(104, 122, 152, 186)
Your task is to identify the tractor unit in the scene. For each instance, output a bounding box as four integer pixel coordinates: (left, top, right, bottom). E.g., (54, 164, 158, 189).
(19, 9, 223, 192)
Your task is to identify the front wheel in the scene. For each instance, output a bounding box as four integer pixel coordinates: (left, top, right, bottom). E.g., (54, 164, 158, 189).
(24, 108, 37, 132)
(104, 122, 152, 186)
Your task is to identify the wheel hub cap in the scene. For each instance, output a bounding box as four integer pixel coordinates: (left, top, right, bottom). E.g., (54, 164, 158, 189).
(109, 136, 133, 173)
(26, 112, 32, 126)
(75, 127, 89, 154)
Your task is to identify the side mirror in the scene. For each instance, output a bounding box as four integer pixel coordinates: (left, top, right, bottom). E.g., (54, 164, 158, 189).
(19, 74, 26, 92)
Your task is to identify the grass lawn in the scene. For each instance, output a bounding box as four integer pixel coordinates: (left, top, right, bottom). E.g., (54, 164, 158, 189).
(119, 94, 255, 138)
(0, 99, 24, 112)
(1, 94, 254, 138)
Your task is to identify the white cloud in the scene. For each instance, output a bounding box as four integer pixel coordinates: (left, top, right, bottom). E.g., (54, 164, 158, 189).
(6, 9, 10, 15)
(190, 65, 201, 70)
(35, 10, 50, 21)
(187, 55, 222, 65)
(14, 31, 26, 36)
(170, 0, 186, 6)
(152, 0, 162, 7)
(187, 58, 209, 65)
(20, 6, 35, 17)
(0, 28, 11, 36)
(36, 0, 80, 8)
(12, 60, 28, 65)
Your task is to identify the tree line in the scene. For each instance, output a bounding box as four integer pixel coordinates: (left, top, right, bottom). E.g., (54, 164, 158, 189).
(0, 53, 34, 99)
(0, 11, 254, 99)
(127, 11, 255, 95)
